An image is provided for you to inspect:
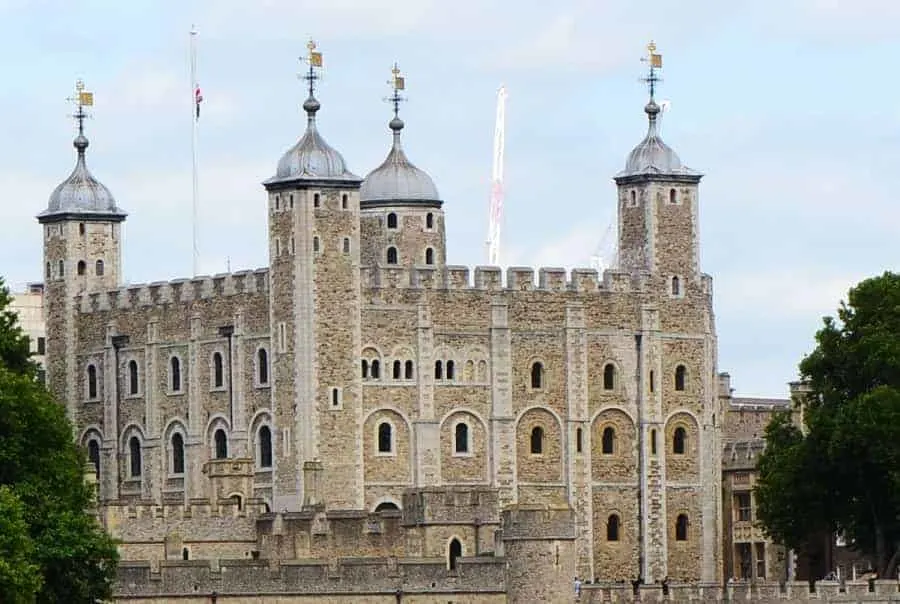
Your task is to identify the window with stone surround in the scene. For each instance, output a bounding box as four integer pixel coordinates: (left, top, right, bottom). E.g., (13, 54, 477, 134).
(734, 492, 752, 522)
(446, 360, 455, 380)
(256, 348, 270, 386)
(386, 246, 398, 265)
(675, 514, 689, 541)
(342, 237, 350, 254)
(211, 352, 224, 389)
(650, 429, 657, 455)
(674, 365, 687, 391)
(629, 190, 637, 207)
(671, 275, 681, 297)
(606, 514, 620, 541)
(128, 436, 142, 478)
(95, 259, 104, 276)
(58, 260, 64, 277)
(313, 236, 320, 253)
(361, 359, 369, 378)
(530, 426, 544, 454)
(170, 432, 185, 475)
(404, 360, 414, 380)
(530, 362, 544, 389)
(128, 359, 139, 395)
(425, 212, 434, 229)
(169, 356, 183, 393)
(86, 363, 98, 400)
(425, 247, 434, 265)
(77, 260, 86, 276)
(369, 359, 381, 379)
(576, 427, 583, 453)
(392, 360, 402, 380)
(601, 426, 615, 454)
(342, 193, 348, 209)
(377, 422, 393, 454)
(673, 426, 687, 455)
(448, 538, 462, 571)
(669, 188, 678, 205)
(214, 429, 228, 459)
(603, 363, 616, 390)
(313, 193, 320, 208)
(454, 422, 470, 455)
(387, 212, 398, 229)
(87, 439, 100, 478)
(258, 425, 273, 469)
(434, 360, 443, 379)
(331, 387, 341, 407)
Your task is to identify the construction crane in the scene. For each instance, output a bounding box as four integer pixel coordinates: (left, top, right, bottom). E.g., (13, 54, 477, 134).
(486, 85, 507, 266)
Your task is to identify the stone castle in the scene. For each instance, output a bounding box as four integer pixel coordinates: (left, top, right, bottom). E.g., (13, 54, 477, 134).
(33, 47, 804, 601)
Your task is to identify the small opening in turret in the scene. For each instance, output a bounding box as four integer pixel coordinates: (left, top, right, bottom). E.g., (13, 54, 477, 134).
(313, 193, 320, 207)
(182, 548, 190, 560)
(669, 188, 677, 204)
(387, 212, 398, 229)
(95, 259, 104, 276)
(342, 193, 348, 209)
(386, 247, 398, 265)
(77, 261, 86, 276)
(425, 248, 434, 265)
(79, 222, 85, 235)
(426, 212, 434, 229)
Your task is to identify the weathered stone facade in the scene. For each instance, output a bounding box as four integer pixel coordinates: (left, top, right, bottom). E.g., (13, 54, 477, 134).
(35, 58, 746, 601)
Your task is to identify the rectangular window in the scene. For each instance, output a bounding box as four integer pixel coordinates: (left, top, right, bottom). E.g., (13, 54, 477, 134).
(278, 323, 287, 353)
(37, 337, 46, 355)
(735, 492, 752, 522)
(755, 543, 766, 579)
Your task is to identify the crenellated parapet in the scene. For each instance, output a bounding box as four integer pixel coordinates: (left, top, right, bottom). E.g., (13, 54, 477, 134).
(73, 268, 270, 314)
(580, 580, 900, 603)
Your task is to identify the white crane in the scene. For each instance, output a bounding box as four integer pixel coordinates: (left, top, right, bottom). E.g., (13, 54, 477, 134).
(486, 85, 507, 266)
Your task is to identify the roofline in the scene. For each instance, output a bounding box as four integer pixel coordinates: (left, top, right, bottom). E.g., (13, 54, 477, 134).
(263, 175, 363, 191)
(613, 173, 704, 186)
(360, 199, 444, 210)
(37, 211, 127, 224)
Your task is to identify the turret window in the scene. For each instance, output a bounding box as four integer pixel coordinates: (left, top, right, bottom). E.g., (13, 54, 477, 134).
(425, 212, 434, 229)
(675, 514, 689, 541)
(169, 356, 183, 393)
(45, 262, 50, 279)
(425, 248, 434, 265)
(79, 222, 86, 235)
(86, 364, 98, 399)
(674, 365, 687, 391)
(95, 259, 104, 276)
(602, 426, 615, 454)
(673, 426, 687, 454)
(77, 260, 86, 276)
(393, 360, 402, 380)
(313, 236, 320, 253)
(128, 359, 140, 395)
(629, 190, 637, 207)
(530, 362, 543, 389)
(313, 193, 320, 207)
(446, 360, 455, 380)
(405, 360, 414, 380)
(342, 193, 348, 209)
(129, 436, 142, 477)
(386, 247, 398, 265)
(170, 433, 185, 475)
(87, 439, 100, 477)
(387, 212, 398, 229)
(258, 425, 273, 468)
(606, 514, 620, 541)
(603, 363, 616, 390)
(671, 276, 683, 298)
(454, 422, 469, 454)
(212, 352, 224, 389)
(377, 422, 393, 454)
(669, 188, 678, 205)
(257, 348, 270, 386)
(289, 194, 294, 209)
(214, 429, 228, 459)
(342, 237, 351, 254)
(58, 260, 64, 277)
(530, 426, 544, 454)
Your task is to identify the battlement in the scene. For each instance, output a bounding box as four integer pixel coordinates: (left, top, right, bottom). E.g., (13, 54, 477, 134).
(102, 495, 269, 523)
(580, 580, 900, 603)
(360, 264, 644, 294)
(114, 556, 507, 599)
(74, 268, 269, 314)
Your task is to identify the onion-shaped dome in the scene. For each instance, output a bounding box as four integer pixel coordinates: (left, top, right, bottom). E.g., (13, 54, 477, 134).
(617, 100, 699, 179)
(38, 134, 126, 221)
(360, 117, 440, 204)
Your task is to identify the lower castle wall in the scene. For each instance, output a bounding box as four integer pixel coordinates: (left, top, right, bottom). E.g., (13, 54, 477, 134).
(578, 581, 900, 603)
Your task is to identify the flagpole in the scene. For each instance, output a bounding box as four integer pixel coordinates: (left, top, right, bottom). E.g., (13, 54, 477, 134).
(190, 26, 199, 277)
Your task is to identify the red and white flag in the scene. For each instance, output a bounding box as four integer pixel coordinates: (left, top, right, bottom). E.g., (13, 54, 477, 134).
(194, 84, 203, 120)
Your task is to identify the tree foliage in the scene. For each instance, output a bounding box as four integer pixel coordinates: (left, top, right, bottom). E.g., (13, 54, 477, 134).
(0, 277, 118, 602)
(755, 271, 900, 579)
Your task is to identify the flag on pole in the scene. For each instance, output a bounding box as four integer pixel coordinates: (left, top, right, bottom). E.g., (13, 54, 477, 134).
(194, 84, 203, 120)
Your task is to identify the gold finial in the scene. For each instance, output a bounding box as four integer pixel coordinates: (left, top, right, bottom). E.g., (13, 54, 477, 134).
(385, 63, 406, 119)
(307, 38, 323, 67)
(640, 40, 663, 100)
(301, 38, 324, 99)
(67, 79, 94, 136)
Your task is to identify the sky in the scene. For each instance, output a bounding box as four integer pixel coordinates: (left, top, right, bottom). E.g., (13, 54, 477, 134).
(0, 0, 897, 398)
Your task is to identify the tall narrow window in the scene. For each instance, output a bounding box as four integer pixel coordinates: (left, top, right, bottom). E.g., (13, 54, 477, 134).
(87, 440, 100, 477)
(386, 247, 398, 265)
(671, 276, 681, 296)
(675, 514, 689, 541)
(86, 364, 98, 399)
(651, 429, 657, 455)
(576, 427, 583, 453)
(602, 427, 615, 454)
(171, 433, 185, 474)
(77, 260, 86, 276)
(95, 259, 104, 276)
(371, 360, 381, 379)
(603, 363, 616, 390)
(530, 362, 543, 389)
(342, 237, 350, 254)
(331, 387, 341, 406)
(530, 426, 544, 454)
(434, 360, 443, 379)
(669, 188, 677, 204)
(393, 360, 401, 380)
(79, 222, 86, 235)
(606, 514, 620, 541)
(455, 423, 469, 454)
(129, 436, 142, 477)
(128, 360, 139, 395)
(258, 426, 273, 468)
(257, 348, 269, 385)
(448, 538, 462, 570)
(341, 193, 348, 209)
(446, 360, 455, 380)
(377, 422, 392, 453)
(673, 427, 686, 454)
(313, 193, 320, 207)
(387, 212, 398, 229)
(58, 260, 64, 276)
(170, 357, 182, 392)
(404, 360, 413, 380)
(313, 236, 320, 252)
(36, 337, 45, 355)
(630, 190, 636, 205)
(425, 248, 434, 265)
(426, 212, 434, 229)
(212, 352, 224, 388)
(674, 365, 686, 391)
(361, 359, 369, 379)
(214, 429, 228, 459)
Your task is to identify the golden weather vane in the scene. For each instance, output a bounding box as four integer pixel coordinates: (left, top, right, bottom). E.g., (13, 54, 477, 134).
(386, 63, 406, 118)
(67, 79, 94, 135)
(301, 39, 324, 97)
(640, 40, 663, 100)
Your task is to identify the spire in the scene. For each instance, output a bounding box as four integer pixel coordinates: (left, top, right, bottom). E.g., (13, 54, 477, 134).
(67, 79, 93, 156)
(639, 40, 663, 134)
(301, 38, 323, 125)
(386, 63, 407, 148)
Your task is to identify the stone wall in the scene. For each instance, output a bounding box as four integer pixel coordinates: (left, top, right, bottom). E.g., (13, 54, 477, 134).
(580, 580, 900, 603)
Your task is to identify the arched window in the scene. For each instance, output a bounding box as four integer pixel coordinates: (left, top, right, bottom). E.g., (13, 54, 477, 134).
(426, 212, 434, 229)
(425, 248, 434, 265)
(669, 188, 677, 204)
(341, 193, 348, 209)
(446, 360, 455, 380)
(170, 357, 182, 392)
(212, 352, 224, 388)
(530, 362, 543, 389)
(182, 548, 190, 560)
(404, 360, 414, 380)
(387, 212, 398, 229)
(675, 514, 689, 541)
(257, 348, 269, 385)
(606, 514, 620, 541)
(87, 439, 100, 477)
(214, 429, 228, 459)
(371, 359, 381, 379)
(377, 422, 392, 453)
(313, 193, 320, 207)
(386, 247, 398, 265)
(630, 190, 636, 205)
(448, 538, 462, 570)
(129, 436, 142, 477)
(77, 260, 86, 276)
(674, 365, 687, 391)
(128, 360, 139, 395)
(434, 360, 443, 379)
(375, 501, 400, 513)
(393, 360, 402, 380)
(313, 236, 320, 252)
(651, 429, 658, 455)
(530, 426, 544, 454)
(576, 427, 583, 453)
(258, 426, 273, 468)
(95, 259, 104, 276)
(86, 364, 98, 399)
(361, 359, 369, 378)
(171, 433, 185, 474)
(603, 363, 616, 390)
(454, 423, 469, 454)
(602, 426, 615, 454)
(58, 260, 64, 277)
(342, 237, 350, 254)
(673, 426, 686, 454)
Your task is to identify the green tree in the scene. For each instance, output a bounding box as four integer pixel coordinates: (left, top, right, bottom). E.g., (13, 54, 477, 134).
(755, 271, 900, 578)
(0, 486, 42, 602)
(0, 278, 118, 602)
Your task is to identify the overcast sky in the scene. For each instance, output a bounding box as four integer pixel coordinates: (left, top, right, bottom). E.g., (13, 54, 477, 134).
(1, 0, 897, 398)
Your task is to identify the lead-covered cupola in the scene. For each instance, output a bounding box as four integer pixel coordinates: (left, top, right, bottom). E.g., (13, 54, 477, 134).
(358, 65, 446, 269)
